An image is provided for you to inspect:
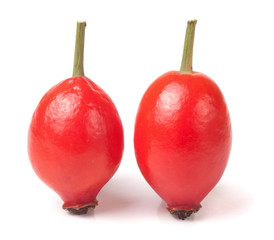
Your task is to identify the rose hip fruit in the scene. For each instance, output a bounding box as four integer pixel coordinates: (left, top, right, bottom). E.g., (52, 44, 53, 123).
(134, 20, 232, 219)
(28, 22, 124, 214)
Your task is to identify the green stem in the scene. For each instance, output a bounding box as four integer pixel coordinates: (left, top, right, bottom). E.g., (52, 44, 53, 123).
(180, 20, 197, 74)
(72, 21, 86, 77)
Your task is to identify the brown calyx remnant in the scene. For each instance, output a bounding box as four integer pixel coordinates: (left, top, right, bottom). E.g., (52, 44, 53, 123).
(64, 204, 96, 215)
(168, 205, 201, 220)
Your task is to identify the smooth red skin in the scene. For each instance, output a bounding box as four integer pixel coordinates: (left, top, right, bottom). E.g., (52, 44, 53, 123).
(28, 76, 124, 209)
(134, 71, 232, 210)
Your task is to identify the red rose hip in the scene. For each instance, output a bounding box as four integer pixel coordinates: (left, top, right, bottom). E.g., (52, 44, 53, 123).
(28, 22, 124, 214)
(134, 20, 232, 219)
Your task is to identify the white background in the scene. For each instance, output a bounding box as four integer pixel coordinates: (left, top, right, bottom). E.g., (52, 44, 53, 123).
(0, 0, 273, 239)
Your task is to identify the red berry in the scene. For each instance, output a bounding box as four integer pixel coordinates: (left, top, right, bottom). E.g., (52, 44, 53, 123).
(134, 20, 232, 219)
(28, 22, 124, 214)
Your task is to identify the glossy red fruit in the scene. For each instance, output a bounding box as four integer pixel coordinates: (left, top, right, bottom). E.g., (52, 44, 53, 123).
(28, 22, 124, 214)
(134, 20, 232, 219)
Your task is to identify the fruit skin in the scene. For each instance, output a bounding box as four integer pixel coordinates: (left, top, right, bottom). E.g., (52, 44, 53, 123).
(28, 76, 124, 210)
(134, 71, 231, 212)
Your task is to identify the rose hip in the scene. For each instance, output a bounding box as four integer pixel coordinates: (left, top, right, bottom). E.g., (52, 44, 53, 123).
(134, 20, 232, 219)
(28, 22, 124, 214)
